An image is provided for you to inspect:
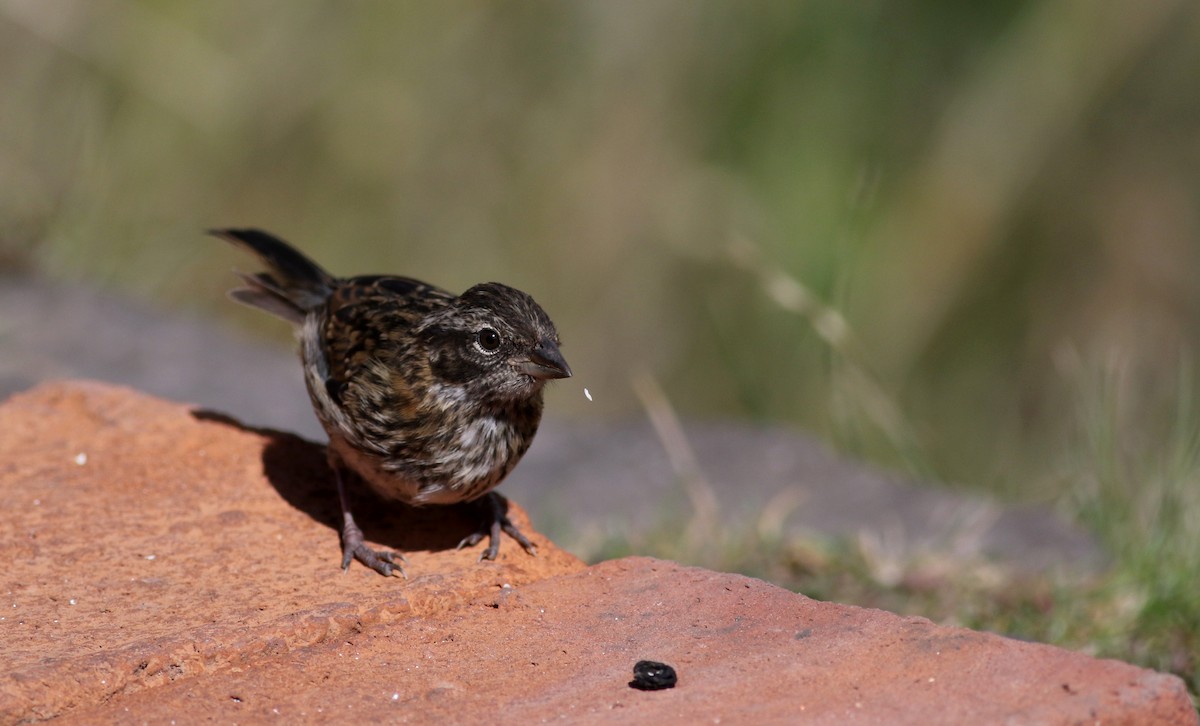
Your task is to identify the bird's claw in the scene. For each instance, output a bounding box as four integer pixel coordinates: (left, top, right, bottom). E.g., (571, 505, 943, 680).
(457, 495, 538, 561)
(341, 521, 407, 578)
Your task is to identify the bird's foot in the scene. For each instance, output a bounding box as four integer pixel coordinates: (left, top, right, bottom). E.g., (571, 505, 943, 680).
(341, 518, 407, 578)
(456, 493, 538, 561)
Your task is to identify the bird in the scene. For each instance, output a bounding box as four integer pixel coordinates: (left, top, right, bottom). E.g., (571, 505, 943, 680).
(212, 228, 571, 577)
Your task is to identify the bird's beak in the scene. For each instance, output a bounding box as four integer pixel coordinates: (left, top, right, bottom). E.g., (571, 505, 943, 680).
(516, 339, 572, 380)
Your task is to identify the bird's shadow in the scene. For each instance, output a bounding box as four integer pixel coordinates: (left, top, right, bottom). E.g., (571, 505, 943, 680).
(191, 408, 493, 554)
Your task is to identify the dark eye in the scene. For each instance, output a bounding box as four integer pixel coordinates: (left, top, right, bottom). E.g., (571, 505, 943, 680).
(476, 327, 501, 353)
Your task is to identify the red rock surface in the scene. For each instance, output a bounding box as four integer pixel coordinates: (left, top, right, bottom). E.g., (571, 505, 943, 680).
(1, 381, 1195, 724)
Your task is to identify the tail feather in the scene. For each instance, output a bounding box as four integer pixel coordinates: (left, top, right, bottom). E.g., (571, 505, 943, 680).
(228, 272, 310, 324)
(211, 228, 336, 323)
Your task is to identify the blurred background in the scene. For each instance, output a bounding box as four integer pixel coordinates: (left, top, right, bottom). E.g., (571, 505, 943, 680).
(2, 0, 1198, 694)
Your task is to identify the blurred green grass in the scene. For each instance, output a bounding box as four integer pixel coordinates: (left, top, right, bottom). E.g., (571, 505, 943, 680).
(2, 0, 1198, 697)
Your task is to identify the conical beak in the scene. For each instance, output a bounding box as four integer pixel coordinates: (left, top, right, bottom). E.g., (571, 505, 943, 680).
(516, 339, 572, 380)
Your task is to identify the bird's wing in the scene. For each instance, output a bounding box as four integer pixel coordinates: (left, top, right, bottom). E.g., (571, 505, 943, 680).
(319, 275, 455, 406)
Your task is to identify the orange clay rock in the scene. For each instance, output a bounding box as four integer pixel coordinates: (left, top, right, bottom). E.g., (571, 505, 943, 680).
(0, 380, 583, 722)
(0, 381, 1194, 724)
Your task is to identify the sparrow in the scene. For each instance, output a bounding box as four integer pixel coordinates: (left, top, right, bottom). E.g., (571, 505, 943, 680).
(212, 228, 571, 577)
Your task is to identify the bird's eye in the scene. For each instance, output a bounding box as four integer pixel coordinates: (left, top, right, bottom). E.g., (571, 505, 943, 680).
(476, 327, 501, 353)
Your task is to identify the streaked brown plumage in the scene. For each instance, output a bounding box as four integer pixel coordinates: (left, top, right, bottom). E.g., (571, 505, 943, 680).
(213, 229, 571, 577)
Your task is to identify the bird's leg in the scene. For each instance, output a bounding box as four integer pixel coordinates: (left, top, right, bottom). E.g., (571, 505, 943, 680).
(332, 456, 407, 578)
(457, 492, 538, 561)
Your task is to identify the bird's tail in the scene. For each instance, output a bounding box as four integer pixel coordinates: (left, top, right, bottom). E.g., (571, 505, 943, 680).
(211, 228, 336, 324)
